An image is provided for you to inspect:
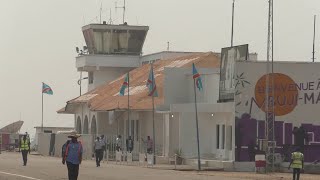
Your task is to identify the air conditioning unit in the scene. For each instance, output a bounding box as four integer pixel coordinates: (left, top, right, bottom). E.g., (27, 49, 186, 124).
(266, 153, 282, 165)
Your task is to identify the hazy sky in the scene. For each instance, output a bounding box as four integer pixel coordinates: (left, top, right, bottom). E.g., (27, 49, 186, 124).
(1, 0, 320, 137)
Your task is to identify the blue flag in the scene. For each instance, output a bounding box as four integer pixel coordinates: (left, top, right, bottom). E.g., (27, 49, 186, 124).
(42, 82, 53, 95)
(192, 63, 203, 91)
(119, 73, 129, 96)
(146, 65, 158, 97)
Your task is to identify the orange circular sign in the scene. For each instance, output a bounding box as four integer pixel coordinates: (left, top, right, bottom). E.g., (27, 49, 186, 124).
(254, 73, 298, 116)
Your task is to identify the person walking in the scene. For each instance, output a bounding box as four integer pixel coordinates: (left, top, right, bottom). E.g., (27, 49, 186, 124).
(62, 131, 83, 180)
(146, 136, 153, 154)
(126, 136, 134, 153)
(288, 147, 304, 180)
(100, 135, 107, 162)
(116, 135, 122, 152)
(94, 137, 103, 167)
(20, 134, 30, 166)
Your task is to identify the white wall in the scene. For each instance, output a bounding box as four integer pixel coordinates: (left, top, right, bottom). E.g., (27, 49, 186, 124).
(97, 112, 118, 136)
(76, 55, 140, 69)
(204, 74, 220, 104)
(178, 112, 233, 160)
(186, 71, 220, 104)
(164, 68, 220, 106)
(164, 68, 190, 105)
(88, 68, 130, 91)
(74, 104, 88, 134)
(139, 112, 164, 146)
(38, 133, 94, 160)
(179, 112, 214, 158)
(37, 133, 51, 156)
(74, 104, 98, 135)
(34, 127, 74, 146)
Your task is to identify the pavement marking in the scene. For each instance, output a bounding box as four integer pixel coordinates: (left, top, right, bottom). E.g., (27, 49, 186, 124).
(0, 171, 42, 180)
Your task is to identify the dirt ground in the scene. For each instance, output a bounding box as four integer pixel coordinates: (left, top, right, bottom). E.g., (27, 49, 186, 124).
(0, 152, 319, 180)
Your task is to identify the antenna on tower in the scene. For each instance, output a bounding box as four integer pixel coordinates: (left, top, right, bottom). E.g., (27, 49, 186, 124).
(116, 0, 126, 24)
(100, 2, 103, 24)
(167, 42, 170, 51)
(108, 8, 113, 24)
(265, 0, 275, 173)
(312, 15, 316, 62)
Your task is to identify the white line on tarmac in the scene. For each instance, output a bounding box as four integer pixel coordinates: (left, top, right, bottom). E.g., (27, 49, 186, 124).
(0, 171, 42, 180)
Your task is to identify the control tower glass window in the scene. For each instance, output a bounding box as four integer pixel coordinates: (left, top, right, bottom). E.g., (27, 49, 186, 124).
(90, 29, 146, 55)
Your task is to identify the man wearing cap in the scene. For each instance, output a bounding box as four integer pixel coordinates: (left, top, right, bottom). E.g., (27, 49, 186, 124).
(20, 134, 30, 166)
(62, 131, 83, 180)
(288, 147, 304, 180)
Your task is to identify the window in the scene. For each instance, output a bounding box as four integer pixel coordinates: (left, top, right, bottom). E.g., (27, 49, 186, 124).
(44, 130, 52, 133)
(88, 72, 94, 84)
(126, 120, 129, 136)
(131, 120, 135, 139)
(216, 125, 220, 149)
(91, 29, 146, 55)
(136, 120, 139, 141)
(222, 125, 225, 149)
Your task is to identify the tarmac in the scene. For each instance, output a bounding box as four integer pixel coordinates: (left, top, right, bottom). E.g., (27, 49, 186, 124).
(0, 152, 319, 180)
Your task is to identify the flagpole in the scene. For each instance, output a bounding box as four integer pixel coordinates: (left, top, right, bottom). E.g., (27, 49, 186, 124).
(41, 89, 44, 133)
(127, 72, 130, 141)
(193, 78, 201, 171)
(231, 0, 235, 47)
(151, 63, 156, 165)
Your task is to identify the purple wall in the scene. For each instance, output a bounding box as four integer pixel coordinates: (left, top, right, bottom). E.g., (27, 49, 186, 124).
(235, 113, 320, 162)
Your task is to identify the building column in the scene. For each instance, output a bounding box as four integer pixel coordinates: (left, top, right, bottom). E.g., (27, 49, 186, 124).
(164, 114, 170, 157)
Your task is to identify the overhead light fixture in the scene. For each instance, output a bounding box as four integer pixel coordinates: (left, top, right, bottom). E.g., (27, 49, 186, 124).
(171, 114, 174, 118)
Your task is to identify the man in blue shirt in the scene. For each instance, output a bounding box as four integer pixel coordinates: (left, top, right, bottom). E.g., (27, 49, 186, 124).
(62, 131, 83, 180)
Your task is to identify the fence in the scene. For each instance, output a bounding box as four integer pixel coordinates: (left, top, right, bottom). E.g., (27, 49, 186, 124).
(37, 133, 164, 161)
(104, 135, 164, 161)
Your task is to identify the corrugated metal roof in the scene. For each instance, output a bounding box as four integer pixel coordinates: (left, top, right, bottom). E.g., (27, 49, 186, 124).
(0, 121, 24, 133)
(59, 52, 220, 113)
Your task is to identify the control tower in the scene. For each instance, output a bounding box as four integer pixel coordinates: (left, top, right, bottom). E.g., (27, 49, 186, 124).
(76, 22, 149, 91)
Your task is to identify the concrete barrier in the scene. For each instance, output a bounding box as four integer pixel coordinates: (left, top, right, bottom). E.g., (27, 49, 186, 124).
(147, 154, 153, 166)
(139, 153, 146, 166)
(116, 151, 122, 163)
(127, 153, 132, 163)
